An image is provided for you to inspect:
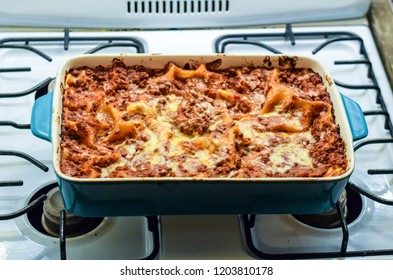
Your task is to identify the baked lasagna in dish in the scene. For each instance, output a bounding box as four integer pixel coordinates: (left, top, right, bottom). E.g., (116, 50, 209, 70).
(60, 59, 347, 178)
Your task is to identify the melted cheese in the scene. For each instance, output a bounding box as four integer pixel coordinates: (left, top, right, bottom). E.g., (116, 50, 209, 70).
(166, 94, 182, 111)
(269, 142, 313, 173)
(143, 127, 160, 154)
(101, 157, 127, 177)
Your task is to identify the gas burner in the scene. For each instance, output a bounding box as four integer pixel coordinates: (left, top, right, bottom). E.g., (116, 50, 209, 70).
(27, 183, 103, 238)
(293, 187, 362, 229)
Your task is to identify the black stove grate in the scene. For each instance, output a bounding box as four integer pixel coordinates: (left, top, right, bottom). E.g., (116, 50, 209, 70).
(0, 29, 146, 186)
(59, 211, 161, 260)
(0, 30, 161, 260)
(241, 203, 393, 259)
(0, 150, 49, 187)
(0, 192, 161, 260)
(0, 29, 145, 98)
(0, 193, 47, 220)
(214, 24, 393, 259)
(0, 77, 53, 99)
(0, 28, 146, 52)
(0, 121, 30, 129)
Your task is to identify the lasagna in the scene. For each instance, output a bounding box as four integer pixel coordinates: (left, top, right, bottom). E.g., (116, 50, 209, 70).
(60, 58, 347, 178)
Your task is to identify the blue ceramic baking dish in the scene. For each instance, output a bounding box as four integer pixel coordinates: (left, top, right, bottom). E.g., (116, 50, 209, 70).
(31, 54, 368, 217)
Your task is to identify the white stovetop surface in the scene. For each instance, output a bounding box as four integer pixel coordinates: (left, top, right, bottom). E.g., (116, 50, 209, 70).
(1, 24, 393, 259)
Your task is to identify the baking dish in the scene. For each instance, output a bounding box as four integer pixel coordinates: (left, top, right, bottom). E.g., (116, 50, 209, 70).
(31, 54, 368, 217)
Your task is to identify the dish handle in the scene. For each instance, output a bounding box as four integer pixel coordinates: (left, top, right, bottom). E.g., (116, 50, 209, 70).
(341, 94, 368, 141)
(29, 92, 367, 142)
(31, 92, 53, 142)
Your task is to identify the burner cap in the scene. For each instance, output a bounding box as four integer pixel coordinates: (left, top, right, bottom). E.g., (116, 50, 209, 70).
(41, 187, 97, 237)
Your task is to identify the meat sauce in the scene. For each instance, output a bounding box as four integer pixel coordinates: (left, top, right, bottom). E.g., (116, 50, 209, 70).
(60, 59, 347, 178)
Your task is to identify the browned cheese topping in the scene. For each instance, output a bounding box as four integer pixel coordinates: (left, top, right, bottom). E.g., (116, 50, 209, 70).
(60, 59, 347, 178)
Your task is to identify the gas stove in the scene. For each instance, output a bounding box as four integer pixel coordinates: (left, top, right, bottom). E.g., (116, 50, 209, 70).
(2, 4, 393, 259)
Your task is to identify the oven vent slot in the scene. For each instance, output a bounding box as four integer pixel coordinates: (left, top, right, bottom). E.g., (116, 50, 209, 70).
(127, 0, 230, 15)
